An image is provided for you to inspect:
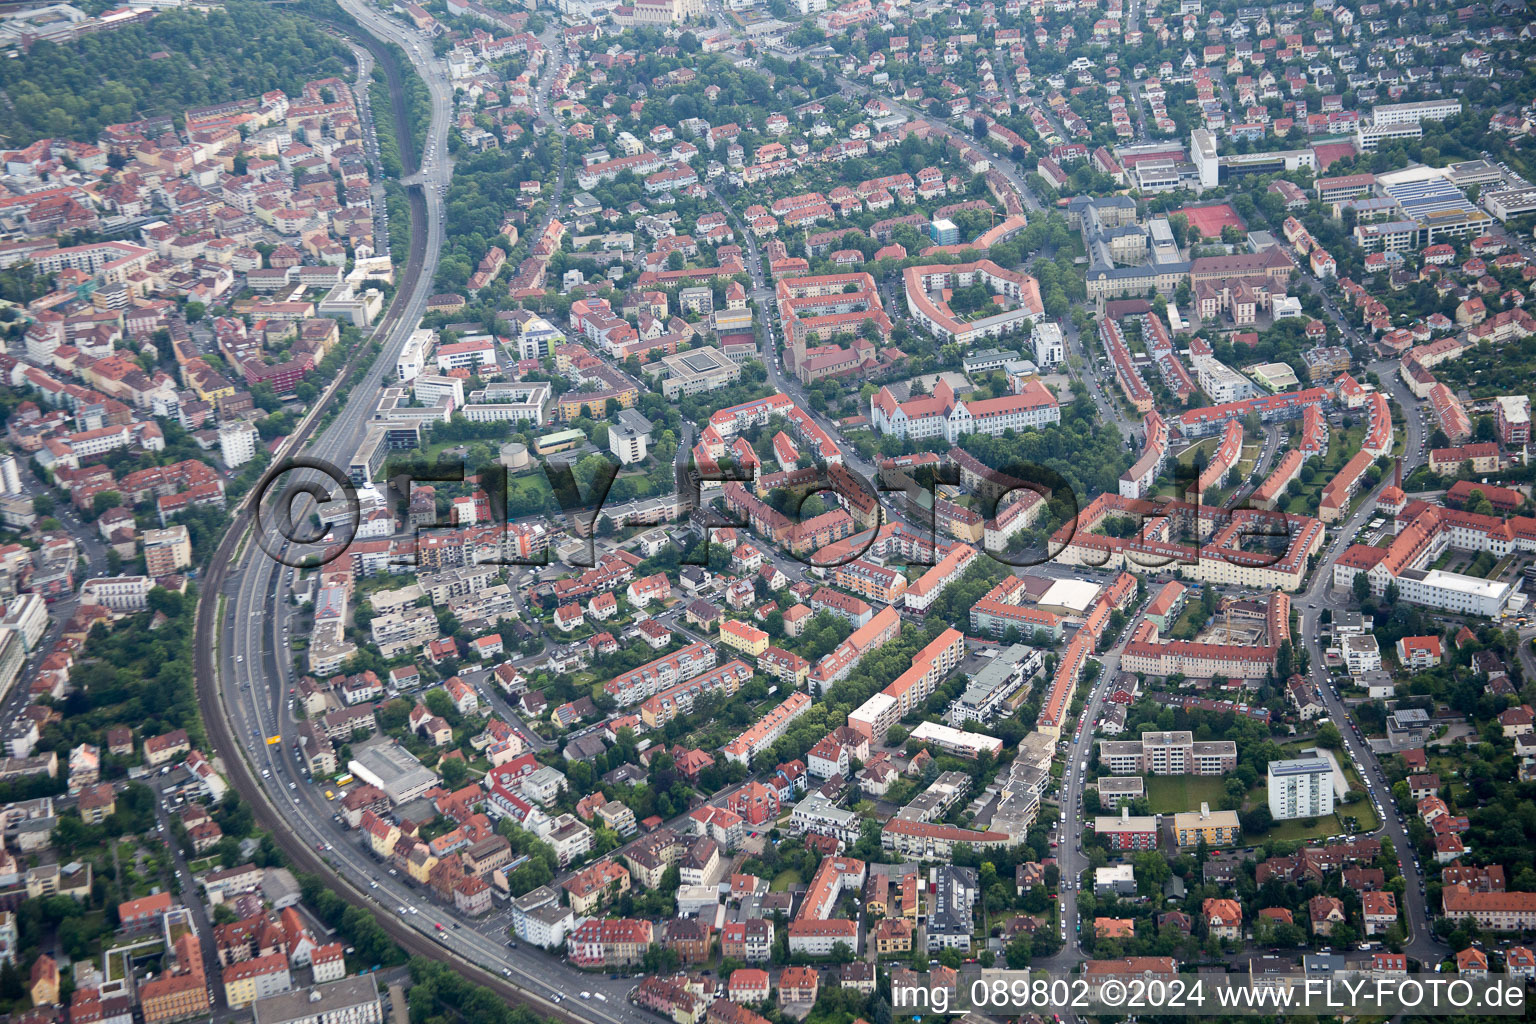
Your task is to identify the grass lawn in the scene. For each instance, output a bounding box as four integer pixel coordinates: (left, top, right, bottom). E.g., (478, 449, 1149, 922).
(1235, 760, 1379, 838)
(1144, 776, 1228, 814)
(1424, 755, 1470, 802)
(1233, 442, 1262, 486)
(507, 470, 557, 506)
(1260, 812, 1359, 844)
(1338, 797, 1380, 832)
(1282, 424, 1366, 516)
(1466, 551, 1498, 578)
(1175, 437, 1219, 469)
(399, 438, 483, 466)
(1149, 439, 1219, 500)
(1167, 600, 1209, 640)
(770, 870, 802, 892)
(1340, 762, 1366, 794)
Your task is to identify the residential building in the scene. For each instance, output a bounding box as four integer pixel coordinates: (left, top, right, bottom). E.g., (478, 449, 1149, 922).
(1268, 757, 1335, 821)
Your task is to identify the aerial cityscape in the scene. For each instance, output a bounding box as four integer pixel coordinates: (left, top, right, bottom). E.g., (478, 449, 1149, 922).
(0, 0, 1530, 1020)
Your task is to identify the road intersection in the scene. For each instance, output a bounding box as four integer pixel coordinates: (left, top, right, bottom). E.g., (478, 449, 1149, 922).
(194, 12, 1454, 1020)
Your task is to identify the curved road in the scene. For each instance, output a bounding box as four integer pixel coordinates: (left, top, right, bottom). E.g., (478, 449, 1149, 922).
(1294, 358, 1445, 966)
(1044, 357, 1446, 968)
(193, 19, 1451, 1016)
(191, 10, 643, 1023)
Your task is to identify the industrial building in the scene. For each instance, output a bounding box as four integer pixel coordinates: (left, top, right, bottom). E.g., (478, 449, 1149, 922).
(348, 739, 439, 805)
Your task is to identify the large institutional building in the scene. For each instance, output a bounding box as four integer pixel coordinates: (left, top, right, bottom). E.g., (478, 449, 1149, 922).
(777, 272, 894, 384)
(870, 378, 1060, 443)
(1332, 502, 1527, 617)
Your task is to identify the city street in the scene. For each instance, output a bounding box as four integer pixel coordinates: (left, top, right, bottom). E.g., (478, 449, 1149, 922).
(198, 12, 669, 1021)
(1294, 359, 1446, 965)
(193, 7, 1456, 1014)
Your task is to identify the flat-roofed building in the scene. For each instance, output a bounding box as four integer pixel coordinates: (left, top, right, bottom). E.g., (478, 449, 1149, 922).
(1095, 807, 1159, 850)
(847, 691, 899, 743)
(1093, 776, 1144, 809)
(1172, 803, 1240, 848)
(1099, 731, 1236, 775)
(948, 645, 1041, 725)
(908, 721, 1003, 760)
(1368, 99, 1463, 127)
(1098, 739, 1145, 775)
(1148, 730, 1233, 774)
(1496, 395, 1530, 447)
(348, 739, 438, 805)
(1484, 187, 1536, 223)
(252, 975, 381, 1024)
(142, 524, 192, 576)
(647, 346, 742, 398)
(1268, 756, 1334, 820)
(461, 382, 551, 424)
(1394, 567, 1512, 618)
(609, 408, 653, 465)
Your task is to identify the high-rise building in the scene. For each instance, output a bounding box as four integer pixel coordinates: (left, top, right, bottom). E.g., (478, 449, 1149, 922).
(0, 454, 21, 495)
(143, 525, 192, 577)
(1267, 756, 1334, 820)
(219, 421, 259, 469)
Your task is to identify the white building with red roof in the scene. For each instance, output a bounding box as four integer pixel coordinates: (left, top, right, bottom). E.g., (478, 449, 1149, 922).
(870, 377, 1058, 443)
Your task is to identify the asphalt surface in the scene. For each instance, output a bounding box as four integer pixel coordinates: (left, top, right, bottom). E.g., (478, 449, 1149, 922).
(188, 12, 651, 1023)
(1294, 357, 1446, 966)
(187, 17, 1461, 1014)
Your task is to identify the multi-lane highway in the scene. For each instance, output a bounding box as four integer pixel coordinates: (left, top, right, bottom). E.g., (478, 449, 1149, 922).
(190, 11, 649, 1023)
(188, 11, 1458, 1012)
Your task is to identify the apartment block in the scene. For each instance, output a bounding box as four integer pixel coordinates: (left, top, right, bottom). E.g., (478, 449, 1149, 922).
(1098, 731, 1236, 775)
